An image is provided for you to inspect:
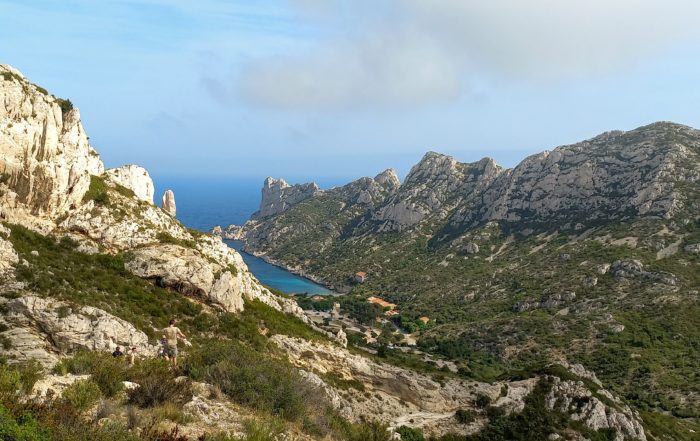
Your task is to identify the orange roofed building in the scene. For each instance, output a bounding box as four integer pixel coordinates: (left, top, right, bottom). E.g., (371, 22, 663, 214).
(367, 296, 397, 311)
(354, 271, 368, 283)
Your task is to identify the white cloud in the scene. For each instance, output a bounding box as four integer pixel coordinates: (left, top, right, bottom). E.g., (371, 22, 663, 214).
(239, 0, 700, 109)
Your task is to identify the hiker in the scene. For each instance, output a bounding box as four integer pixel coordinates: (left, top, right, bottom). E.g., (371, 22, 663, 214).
(112, 346, 124, 357)
(162, 319, 187, 368)
(128, 347, 138, 366)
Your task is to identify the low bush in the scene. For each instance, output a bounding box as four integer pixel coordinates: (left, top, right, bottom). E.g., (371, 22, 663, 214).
(396, 425, 425, 441)
(83, 175, 109, 205)
(127, 359, 191, 408)
(156, 232, 195, 249)
(62, 379, 102, 412)
(183, 341, 319, 421)
(455, 408, 476, 425)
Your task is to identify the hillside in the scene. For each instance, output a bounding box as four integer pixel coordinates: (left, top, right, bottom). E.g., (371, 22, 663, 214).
(0, 64, 678, 441)
(222, 122, 700, 438)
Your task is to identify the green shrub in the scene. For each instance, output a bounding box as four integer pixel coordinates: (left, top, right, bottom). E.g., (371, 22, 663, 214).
(396, 425, 425, 441)
(62, 379, 102, 412)
(0, 364, 21, 399)
(0, 405, 50, 441)
(455, 408, 476, 424)
(127, 359, 191, 408)
(155, 232, 195, 249)
(90, 356, 127, 397)
(55, 97, 73, 115)
(474, 393, 491, 408)
(182, 341, 317, 421)
(83, 176, 109, 205)
(16, 361, 44, 394)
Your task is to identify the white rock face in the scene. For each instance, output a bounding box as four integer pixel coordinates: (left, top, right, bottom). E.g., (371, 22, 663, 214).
(373, 154, 502, 232)
(0, 295, 154, 367)
(253, 177, 319, 219)
(104, 164, 154, 203)
(162, 189, 176, 216)
(0, 64, 104, 228)
(0, 224, 18, 278)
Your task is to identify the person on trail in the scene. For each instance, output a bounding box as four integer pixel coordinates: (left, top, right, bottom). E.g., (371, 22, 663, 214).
(162, 319, 187, 368)
(112, 346, 124, 357)
(128, 347, 138, 366)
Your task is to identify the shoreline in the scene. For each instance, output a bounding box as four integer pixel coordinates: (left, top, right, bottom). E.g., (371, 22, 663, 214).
(224, 239, 344, 296)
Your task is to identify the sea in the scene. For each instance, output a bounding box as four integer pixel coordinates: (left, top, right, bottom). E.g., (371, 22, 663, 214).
(153, 176, 335, 295)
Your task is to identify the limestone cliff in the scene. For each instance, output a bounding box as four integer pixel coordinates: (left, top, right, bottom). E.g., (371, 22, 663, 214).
(0, 64, 103, 231)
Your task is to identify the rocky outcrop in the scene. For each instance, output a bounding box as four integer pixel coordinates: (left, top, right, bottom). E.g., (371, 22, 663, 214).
(126, 243, 245, 312)
(372, 154, 502, 232)
(161, 189, 176, 217)
(0, 295, 154, 367)
(253, 177, 319, 219)
(104, 164, 154, 203)
(513, 291, 576, 312)
(610, 259, 678, 285)
(451, 122, 700, 232)
(547, 377, 646, 441)
(0, 65, 104, 230)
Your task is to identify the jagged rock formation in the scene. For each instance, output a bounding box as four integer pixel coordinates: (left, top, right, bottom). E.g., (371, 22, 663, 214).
(104, 164, 154, 203)
(253, 177, 319, 219)
(0, 295, 153, 367)
(546, 377, 647, 441)
(161, 189, 176, 217)
(0, 64, 103, 231)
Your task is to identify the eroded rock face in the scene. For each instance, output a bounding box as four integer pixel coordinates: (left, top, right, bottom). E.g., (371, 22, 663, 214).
(0, 295, 154, 367)
(0, 65, 104, 228)
(104, 164, 154, 203)
(547, 377, 646, 441)
(253, 177, 319, 219)
(373, 154, 502, 232)
(452, 122, 700, 232)
(162, 189, 176, 217)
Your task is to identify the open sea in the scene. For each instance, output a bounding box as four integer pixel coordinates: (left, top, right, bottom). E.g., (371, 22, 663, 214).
(153, 176, 334, 295)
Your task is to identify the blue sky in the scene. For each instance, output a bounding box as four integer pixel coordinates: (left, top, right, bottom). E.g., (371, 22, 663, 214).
(2, 0, 700, 183)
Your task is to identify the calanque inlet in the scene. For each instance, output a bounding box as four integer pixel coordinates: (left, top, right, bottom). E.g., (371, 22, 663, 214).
(0, 62, 698, 441)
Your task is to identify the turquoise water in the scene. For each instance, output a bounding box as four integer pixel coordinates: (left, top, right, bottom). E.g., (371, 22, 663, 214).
(226, 240, 333, 295)
(152, 176, 334, 295)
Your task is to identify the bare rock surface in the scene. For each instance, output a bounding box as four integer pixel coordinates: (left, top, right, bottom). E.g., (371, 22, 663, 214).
(0, 65, 103, 230)
(547, 377, 647, 441)
(0, 295, 154, 366)
(161, 189, 176, 217)
(104, 164, 154, 203)
(253, 177, 319, 219)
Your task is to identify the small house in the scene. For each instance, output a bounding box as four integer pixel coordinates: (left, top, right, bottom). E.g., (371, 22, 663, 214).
(418, 316, 430, 325)
(354, 271, 368, 283)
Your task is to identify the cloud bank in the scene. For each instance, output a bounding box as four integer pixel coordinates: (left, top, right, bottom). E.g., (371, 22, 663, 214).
(239, 0, 700, 109)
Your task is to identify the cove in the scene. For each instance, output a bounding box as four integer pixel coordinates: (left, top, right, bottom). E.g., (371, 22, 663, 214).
(225, 240, 333, 296)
